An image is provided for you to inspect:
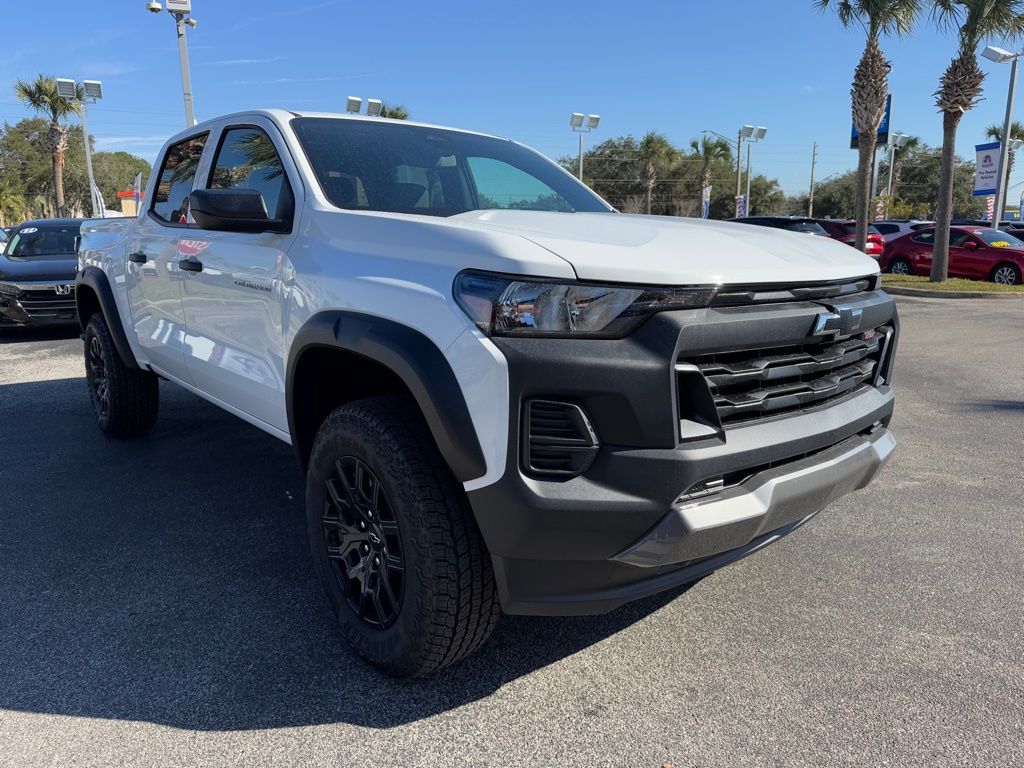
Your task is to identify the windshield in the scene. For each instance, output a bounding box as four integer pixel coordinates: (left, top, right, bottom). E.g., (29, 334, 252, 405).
(4, 224, 79, 257)
(291, 118, 612, 217)
(976, 229, 1024, 248)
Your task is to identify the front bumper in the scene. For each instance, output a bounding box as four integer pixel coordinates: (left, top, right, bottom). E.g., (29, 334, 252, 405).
(0, 281, 78, 326)
(465, 288, 899, 616)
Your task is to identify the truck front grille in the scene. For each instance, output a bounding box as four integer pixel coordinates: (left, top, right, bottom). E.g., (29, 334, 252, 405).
(683, 325, 891, 427)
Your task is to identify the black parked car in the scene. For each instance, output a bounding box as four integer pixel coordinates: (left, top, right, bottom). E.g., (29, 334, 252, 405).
(0, 219, 83, 329)
(727, 216, 830, 236)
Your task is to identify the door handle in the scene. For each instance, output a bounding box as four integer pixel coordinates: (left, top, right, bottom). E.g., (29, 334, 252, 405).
(128, 251, 147, 264)
(178, 258, 203, 273)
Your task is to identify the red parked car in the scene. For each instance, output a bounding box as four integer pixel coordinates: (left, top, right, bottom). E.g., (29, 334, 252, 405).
(814, 219, 885, 256)
(880, 226, 1024, 285)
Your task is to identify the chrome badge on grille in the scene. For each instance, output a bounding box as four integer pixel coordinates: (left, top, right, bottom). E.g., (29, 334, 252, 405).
(54, 284, 73, 296)
(813, 306, 863, 337)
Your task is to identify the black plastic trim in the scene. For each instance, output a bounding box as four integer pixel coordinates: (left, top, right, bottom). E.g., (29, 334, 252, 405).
(286, 311, 486, 482)
(75, 266, 140, 369)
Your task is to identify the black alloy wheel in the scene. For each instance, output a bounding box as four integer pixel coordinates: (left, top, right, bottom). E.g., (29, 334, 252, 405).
(321, 456, 405, 628)
(86, 334, 110, 419)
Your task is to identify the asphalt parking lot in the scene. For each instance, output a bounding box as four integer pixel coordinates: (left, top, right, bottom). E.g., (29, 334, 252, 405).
(0, 295, 1021, 767)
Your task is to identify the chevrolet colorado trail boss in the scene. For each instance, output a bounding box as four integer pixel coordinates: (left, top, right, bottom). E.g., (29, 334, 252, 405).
(77, 110, 898, 677)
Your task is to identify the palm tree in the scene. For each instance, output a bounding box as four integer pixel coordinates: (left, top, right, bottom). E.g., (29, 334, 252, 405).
(689, 136, 731, 193)
(378, 102, 410, 120)
(932, 1, 1024, 282)
(985, 120, 1024, 181)
(0, 181, 27, 226)
(816, 0, 924, 250)
(14, 75, 83, 218)
(636, 132, 677, 215)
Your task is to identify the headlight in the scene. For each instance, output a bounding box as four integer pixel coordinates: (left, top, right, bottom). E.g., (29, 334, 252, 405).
(454, 271, 716, 338)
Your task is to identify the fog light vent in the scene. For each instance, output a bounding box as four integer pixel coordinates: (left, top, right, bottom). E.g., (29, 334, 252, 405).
(675, 477, 724, 505)
(523, 399, 600, 477)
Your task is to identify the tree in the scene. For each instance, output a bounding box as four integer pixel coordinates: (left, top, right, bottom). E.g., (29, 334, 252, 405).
(378, 103, 410, 120)
(0, 180, 27, 226)
(636, 132, 678, 215)
(932, 0, 1024, 281)
(985, 120, 1024, 180)
(816, 0, 923, 250)
(689, 136, 732, 213)
(14, 75, 83, 218)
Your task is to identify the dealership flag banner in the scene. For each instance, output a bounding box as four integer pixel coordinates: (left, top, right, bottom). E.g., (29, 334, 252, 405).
(701, 185, 712, 219)
(975, 142, 1000, 196)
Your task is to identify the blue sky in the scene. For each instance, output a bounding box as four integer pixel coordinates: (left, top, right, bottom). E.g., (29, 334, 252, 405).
(2, 0, 1023, 198)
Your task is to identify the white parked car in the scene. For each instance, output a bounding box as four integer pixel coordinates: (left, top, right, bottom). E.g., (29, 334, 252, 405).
(76, 110, 899, 676)
(872, 219, 934, 243)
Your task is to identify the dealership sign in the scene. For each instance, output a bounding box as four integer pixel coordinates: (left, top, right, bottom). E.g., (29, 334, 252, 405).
(851, 95, 891, 150)
(975, 142, 1000, 196)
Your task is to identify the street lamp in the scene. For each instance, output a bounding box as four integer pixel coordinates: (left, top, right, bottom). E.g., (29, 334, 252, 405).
(345, 96, 362, 114)
(982, 45, 1020, 226)
(570, 112, 600, 180)
(57, 78, 103, 218)
(146, 0, 197, 127)
(885, 132, 911, 204)
(742, 125, 767, 216)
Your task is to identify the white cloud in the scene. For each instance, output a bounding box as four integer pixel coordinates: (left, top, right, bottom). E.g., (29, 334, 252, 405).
(200, 55, 287, 66)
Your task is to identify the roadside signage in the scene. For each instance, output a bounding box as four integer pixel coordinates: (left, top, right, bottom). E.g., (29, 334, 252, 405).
(850, 95, 891, 149)
(974, 142, 1000, 196)
(985, 196, 995, 221)
(735, 194, 746, 218)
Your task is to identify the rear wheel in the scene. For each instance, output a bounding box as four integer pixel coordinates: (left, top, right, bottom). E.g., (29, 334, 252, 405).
(991, 262, 1022, 285)
(888, 256, 912, 275)
(83, 314, 159, 437)
(306, 396, 499, 677)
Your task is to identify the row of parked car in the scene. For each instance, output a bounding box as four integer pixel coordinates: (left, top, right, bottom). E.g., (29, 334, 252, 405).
(732, 216, 1023, 284)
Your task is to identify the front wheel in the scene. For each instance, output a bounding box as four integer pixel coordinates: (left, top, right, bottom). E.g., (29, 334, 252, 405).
(888, 256, 913, 275)
(991, 262, 1022, 285)
(305, 396, 499, 678)
(83, 314, 159, 437)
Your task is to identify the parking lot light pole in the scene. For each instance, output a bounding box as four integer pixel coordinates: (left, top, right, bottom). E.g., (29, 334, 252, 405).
(147, 1, 198, 127)
(570, 113, 600, 180)
(983, 45, 1020, 227)
(56, 78, 103, 218)
(743, 126, 767, 216)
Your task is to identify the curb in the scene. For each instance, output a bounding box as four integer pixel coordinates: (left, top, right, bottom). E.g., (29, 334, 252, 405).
(884, 286, 1024, 300)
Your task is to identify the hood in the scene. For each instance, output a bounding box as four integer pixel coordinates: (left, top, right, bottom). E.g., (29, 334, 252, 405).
(450, 210, 880, 285)
(0, 252, 78, 283)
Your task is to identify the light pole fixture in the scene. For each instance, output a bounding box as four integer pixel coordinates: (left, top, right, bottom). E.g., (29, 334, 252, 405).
(982, 45, 1021, 226)
(741, 125, 767, 217)
(366, 99, 383, 117)
(57, 77, 104, 218)
(570, 112, 600, 180)
(345, 96, 363, 114)
(146, 1, 197, 127)
(885, 132, 911, 202)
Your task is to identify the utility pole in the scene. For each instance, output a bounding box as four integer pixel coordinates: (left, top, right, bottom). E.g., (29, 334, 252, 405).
(808, 142, 817, 217)
(175, 12, 196, 127)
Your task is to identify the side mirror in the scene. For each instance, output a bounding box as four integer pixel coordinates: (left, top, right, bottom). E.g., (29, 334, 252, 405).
(189, 188, 288, 234)
(961, 240, 978, 250)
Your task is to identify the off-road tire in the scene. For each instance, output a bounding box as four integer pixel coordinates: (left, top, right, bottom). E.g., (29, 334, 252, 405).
(83, 314, 159, 437)
(306, 396, 499, 678)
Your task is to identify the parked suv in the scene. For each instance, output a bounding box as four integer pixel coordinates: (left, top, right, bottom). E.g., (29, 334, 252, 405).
(76, 110, 898, 676)
(0, 219, 82, 328)
(727, 216, 829, 236)
(814, 219, 884, 256)
(872, 220, 933, 243)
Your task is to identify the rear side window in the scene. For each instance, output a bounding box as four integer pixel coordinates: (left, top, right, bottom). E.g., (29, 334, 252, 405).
(152, 133, 209, 224)
(207, 126, 293, 220)
(911, 231, 935, 244)
(910, 223, 932, 231)
(784, 221, 827, 234)
(874, 223, 899, 235)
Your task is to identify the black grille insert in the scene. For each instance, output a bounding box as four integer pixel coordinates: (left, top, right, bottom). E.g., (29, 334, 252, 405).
(522, 400, 600, 477)
(685, 326, 890, 426)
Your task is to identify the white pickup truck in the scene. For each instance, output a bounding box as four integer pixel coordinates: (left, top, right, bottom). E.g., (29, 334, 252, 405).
(77, 109, 898, 676)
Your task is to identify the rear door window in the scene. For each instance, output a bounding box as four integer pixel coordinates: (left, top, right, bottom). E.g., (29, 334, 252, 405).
(151, 133, 209, 225)
(911, 231, 935, 244)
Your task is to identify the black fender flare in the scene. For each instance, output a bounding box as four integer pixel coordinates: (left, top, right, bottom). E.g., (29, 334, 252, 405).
(76, 266, 140, 369)
(286, 311, 487, 482)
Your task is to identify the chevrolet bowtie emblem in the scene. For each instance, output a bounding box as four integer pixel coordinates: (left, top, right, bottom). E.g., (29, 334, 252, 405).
(813, 306, 863, 337)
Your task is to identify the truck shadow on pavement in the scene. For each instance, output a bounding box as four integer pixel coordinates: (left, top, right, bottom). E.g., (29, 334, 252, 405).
(0, 376, 685, 731)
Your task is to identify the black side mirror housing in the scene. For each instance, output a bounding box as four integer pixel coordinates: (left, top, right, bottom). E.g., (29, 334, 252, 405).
(189, 188, 288, 233)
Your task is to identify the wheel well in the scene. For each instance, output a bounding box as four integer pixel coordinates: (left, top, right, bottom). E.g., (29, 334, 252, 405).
(76, 284, 101, 330)
(990, 261, 1021, 279)
(291, 346, 417, 468)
